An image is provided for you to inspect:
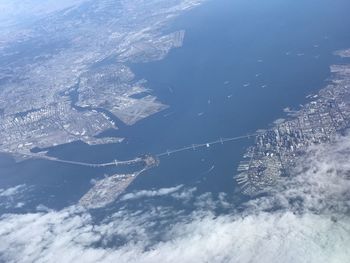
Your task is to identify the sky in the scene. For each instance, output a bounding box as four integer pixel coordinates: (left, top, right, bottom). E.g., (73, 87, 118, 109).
(0, 132, 349, 263)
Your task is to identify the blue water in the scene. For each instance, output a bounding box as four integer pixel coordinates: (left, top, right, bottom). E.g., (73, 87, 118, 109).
(1, 0, 350, 213)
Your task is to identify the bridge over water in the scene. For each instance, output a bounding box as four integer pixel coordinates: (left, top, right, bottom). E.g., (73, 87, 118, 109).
(32, 133, 257, 167)
(156, 134, 256, 157)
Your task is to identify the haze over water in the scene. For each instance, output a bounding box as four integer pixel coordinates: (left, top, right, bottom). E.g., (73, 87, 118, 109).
(1, 0, 350, 210)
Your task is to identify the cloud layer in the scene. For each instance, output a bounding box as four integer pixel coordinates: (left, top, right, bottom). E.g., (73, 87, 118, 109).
(1, 134, 350, 263)
(120, 185, 184, 201)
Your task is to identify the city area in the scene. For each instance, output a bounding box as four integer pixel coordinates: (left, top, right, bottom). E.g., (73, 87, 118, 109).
(235, 50, 350, 195)
(0, 0, 200, 160)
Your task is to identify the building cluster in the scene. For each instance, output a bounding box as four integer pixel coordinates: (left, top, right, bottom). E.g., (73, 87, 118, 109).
(0, 101, 120, 158)
(236, 57, 350, 196)
(0, 0, 202, 159)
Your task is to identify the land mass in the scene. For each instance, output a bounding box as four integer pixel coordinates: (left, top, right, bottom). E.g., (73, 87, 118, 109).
(235, 49, 350, 195)
(0, 0, 203, 159)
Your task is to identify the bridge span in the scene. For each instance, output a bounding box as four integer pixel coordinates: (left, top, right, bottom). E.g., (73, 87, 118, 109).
(30, 133, 256, 167)
(41, 156, 143, 167)
(156, 133, 256, 157)
(27, 154, 144, 168)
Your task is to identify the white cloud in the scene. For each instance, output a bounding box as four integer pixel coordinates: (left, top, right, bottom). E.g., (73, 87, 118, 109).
(120, 185, 184, 201)
(0, 184, 26, 198)
(170, 186, 197, 202)
(0, 134, 350, 263)
(0, 184, 30, 209)
(0, 207, 348, 263)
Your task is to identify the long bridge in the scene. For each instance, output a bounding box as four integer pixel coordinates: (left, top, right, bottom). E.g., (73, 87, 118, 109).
(156, 134, 256, 157)
(31, 154, 143, 168)
(31, 133, 256, 168)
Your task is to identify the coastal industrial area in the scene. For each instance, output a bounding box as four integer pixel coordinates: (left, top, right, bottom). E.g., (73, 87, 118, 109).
(0, 0, 200, 159)
(235, 50, 350, 195)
